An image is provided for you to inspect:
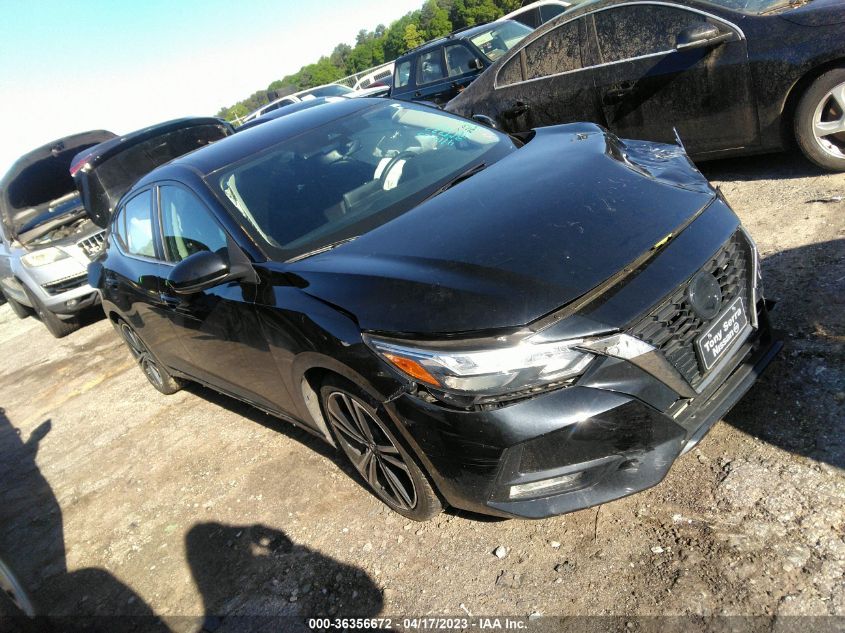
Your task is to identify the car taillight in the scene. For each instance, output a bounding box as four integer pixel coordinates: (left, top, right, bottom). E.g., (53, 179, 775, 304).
(69, 155, 92, 177)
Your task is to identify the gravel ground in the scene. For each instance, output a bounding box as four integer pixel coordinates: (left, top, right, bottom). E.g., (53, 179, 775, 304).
(0, 151, 842, 632)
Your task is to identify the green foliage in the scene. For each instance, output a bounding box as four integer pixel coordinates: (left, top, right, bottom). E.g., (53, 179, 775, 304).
(217, 0, 517, 121)
(402, 23, 425, 50)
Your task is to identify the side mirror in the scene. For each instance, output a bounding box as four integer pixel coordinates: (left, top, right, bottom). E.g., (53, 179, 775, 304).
(167, 250, 230, 294)
(468, 58, 483, 71)
(676, 23, 732, 51)
(472, 114, 500, 130)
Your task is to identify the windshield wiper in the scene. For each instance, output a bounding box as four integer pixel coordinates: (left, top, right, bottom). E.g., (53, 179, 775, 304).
(421, 163, 487, 203)
(286, 236, 359, 263)
(760, 0, 812, 13)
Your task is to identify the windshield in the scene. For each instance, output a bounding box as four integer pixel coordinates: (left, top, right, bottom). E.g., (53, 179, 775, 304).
(470, 21, 534, 62)
(214, 102, 515, 260)
(698, 0, 807, 13)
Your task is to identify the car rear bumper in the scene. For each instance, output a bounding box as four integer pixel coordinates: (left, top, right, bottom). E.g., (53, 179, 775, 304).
(386, 303, 781, 519)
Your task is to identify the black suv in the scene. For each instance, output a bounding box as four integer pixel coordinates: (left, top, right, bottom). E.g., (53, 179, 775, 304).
(389, 20, 533, 106)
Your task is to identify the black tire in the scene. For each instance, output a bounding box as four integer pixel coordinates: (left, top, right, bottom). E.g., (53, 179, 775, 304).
(320, 376, 443, 521)
(117, 320, 183, 395)
(794, 67, 845, 172)
(0, 558, 36, 619)
(22, 287, 80, 338)
(1, 289, 31, 319)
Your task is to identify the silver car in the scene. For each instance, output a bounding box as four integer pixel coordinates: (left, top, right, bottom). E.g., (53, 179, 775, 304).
(0, 131, 115, 337)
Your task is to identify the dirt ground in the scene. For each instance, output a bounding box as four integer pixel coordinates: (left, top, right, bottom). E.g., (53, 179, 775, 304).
(0, 150, 843, 632)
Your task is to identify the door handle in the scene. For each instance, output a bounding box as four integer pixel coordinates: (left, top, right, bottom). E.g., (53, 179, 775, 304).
(414, 91, 423, 98)
(502, 101, 529, 119)
(159, 293, 182, 308)
(603, 82, 634, 105)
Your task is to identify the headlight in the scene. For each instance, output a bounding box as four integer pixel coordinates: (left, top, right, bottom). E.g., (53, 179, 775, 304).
(21, 247, 69, 268)
(363, 331, 596, 402)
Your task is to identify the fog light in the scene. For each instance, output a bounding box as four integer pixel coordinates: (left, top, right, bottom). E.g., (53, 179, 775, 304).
(66, 299, 78, 308)
(509, 472, 584, 499)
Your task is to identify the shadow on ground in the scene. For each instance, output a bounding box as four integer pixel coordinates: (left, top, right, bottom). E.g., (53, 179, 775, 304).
(724, 238, 845, 469)
(698, 150, 828, 183)
(0, 407, 382, 632)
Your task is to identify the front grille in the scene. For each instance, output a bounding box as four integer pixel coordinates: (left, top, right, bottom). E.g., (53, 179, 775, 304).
(629, 231, 753, 387)
(77, 230, 106, 260)
(42, 273, 88, 296)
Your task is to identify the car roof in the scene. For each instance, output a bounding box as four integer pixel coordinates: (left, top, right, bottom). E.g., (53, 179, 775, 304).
(134, 98, 380, 188)
(398, 20, 520, 57)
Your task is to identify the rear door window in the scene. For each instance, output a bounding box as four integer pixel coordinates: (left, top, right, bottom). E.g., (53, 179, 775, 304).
(119, 190, 156, 258)
(497, 52, 524, 87)
(416, 50, 446, 85)
(394, 60, 412, 89)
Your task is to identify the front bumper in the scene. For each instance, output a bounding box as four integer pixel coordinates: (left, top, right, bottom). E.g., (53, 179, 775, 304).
(386, 302, 781, 519)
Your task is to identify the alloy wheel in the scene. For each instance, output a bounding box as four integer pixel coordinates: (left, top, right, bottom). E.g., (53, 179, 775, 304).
(325, 391, 418, 511)
(120, 323, 165, 390)
(812, 80, 845, 160)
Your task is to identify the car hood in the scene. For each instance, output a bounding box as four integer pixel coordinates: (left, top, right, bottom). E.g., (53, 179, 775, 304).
(0, 130, 115, 240)
(287, 123, 716, 335)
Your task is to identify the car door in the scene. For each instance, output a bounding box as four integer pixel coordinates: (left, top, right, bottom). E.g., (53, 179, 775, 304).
(414, 48, 454, 105)
(103, 189, 183, 368)
(155, 182, 292, 413)
(488, 16, 597, 133)
(587, 2, 758, 156)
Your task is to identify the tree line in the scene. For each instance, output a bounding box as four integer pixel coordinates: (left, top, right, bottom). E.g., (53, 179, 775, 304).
(216, 0, 522, 121)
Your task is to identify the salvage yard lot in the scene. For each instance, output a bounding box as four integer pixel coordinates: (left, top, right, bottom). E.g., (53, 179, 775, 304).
(1, 153, 843, 628)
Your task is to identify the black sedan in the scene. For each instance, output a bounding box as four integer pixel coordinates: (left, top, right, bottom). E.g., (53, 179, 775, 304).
(445, 0, 845, 171)
(88, 99, 780, 520)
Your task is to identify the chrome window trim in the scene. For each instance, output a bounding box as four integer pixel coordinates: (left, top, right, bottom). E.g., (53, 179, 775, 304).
(494, 1, 746, 90)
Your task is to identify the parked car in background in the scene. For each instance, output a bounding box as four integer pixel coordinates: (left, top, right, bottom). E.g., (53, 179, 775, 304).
(350, 62, 395, 90)
(237, 97, 347, 132)
(239, 83, 388, 125)
(446, 0, 845, 171)
(499, 0, 574, 28)
(71, 117, 233, 228)
(89, 99, 779, 521)
(0, 130, 116, 337)
(389, 20, 534, 106)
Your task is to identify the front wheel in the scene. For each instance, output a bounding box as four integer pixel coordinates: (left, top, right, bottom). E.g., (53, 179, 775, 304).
(22, 287, 80, 338)
(118, 321, 183, 395)
(1, 289, 31, 319)
(320, 376, 443, 521)
(794, 68, 845, 171)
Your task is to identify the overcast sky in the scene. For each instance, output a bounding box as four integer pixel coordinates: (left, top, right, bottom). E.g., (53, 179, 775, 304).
(0, 0, 421, 177)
